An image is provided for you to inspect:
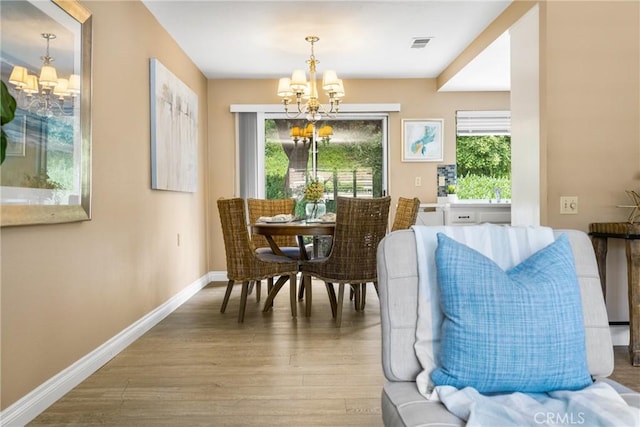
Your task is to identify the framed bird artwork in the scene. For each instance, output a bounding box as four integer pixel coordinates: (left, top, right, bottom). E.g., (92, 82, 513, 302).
(402, 119, 444, 162)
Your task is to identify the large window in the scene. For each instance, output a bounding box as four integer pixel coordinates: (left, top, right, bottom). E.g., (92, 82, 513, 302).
(455, 111, 511, 201)
(263, 116, 387, 216)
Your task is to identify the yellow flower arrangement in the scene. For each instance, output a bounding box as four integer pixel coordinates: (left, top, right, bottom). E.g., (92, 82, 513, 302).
(304, 179, 324, 202)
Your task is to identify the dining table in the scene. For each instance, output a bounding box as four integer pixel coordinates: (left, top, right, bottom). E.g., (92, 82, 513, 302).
(251, 220, 335, 260)
(251, 219, 336, 315)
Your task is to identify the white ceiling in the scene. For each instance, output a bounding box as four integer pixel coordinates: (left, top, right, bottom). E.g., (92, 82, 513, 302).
(141, 0, 512, 91)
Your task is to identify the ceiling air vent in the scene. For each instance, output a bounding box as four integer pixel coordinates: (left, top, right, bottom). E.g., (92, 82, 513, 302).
(411, 37, 432, 49)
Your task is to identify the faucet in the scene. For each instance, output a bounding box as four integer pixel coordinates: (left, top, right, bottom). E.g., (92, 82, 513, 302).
(493, 187, 501, 203)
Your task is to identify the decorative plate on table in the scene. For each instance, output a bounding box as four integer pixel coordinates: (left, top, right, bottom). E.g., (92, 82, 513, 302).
(262, 214, 296, 223)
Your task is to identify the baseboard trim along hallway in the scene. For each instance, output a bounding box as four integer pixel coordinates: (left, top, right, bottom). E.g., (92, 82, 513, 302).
(0, 272, 222, 427)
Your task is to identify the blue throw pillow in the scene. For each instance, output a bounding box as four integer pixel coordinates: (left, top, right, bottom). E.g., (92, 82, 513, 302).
(430, 233, 593, 394)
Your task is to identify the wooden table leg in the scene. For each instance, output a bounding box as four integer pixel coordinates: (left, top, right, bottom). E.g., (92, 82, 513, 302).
(625, 239, 640, 366)
(313, 236, 320, 258)
(262, 276, 288, 313)
(265, 235, 285, 257)
(591, 235, 608, 300)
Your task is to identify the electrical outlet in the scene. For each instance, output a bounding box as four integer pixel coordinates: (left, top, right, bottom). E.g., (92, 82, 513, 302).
(415, 176, 422, 187)
(560, 196, 578, 214)
(438, 176, 446, 186)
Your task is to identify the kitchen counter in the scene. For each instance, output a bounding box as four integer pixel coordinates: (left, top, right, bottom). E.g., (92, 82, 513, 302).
(418, 200, 511, 226)
(449, 199, 511, 208)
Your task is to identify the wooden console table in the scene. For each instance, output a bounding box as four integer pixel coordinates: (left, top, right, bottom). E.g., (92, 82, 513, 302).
(589, 222, 640, 366)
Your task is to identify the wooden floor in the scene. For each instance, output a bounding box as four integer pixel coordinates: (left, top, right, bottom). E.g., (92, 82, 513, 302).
(610, 345, 640, 392)
(31, 280, 386, 426)
(30, 280, 639, 426)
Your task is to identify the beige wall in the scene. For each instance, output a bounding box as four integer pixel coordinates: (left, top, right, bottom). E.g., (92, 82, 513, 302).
(542, 1, 639, 230)
(1, 1, 209, 409)
(206, 79, 509, 270)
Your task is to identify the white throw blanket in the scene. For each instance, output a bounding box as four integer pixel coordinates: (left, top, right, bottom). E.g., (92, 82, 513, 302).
(436, 382, 640, 427)
(412, 224, 556, 398)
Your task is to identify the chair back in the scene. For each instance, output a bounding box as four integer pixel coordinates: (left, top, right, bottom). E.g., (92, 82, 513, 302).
(247, 198, 298, 249)
(322, 196, 391, 282)
(391, 196, 420, 231)
(217, 198, 258, 279)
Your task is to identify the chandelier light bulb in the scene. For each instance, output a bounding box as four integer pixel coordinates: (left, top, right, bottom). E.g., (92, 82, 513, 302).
(322, 70, 338, 90)
(333, 79, 345, 98)
(23, 75, 39, 94)
(290, 69, 307, 90)
(39, 65, 58, 87)
(277, 78, 293, 97)
(9, 66, 28, 88)
(54, 78, 69, 98)
(68, 74, 81, 95)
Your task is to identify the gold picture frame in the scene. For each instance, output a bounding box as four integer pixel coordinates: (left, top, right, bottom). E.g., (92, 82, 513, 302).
(1, 0, 92, 227)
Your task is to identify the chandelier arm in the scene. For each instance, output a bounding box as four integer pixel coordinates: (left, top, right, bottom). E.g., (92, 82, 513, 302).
(295, 95, 306, 114)
(17, 87, 69, 117)
(316, 103, 339, 119)
(281, 98, 302, 120)
(282, 109, 304, 120)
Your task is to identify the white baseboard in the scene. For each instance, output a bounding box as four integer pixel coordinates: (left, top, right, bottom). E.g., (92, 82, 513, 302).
(610, 325, 630, 346)
(0, 272, 215, 427)
(208, 271, 228, 282)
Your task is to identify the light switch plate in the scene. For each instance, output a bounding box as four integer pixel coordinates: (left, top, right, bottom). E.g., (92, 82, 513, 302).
(560, 196, 578, 214)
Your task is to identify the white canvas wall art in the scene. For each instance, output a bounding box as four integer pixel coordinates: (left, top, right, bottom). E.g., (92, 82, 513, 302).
(150, 58, 198, 192)
(401, 119, 444, 162)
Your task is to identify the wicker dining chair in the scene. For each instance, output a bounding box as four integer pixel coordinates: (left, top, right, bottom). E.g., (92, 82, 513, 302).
(247, 198, 301, 258)
(299, 196, 391, 327)
(391, 196, 420, 231)
(217, 198, 299, 322)
(348, 196, 420, 307)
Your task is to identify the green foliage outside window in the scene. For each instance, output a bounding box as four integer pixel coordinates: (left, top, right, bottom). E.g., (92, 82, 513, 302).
(456, 175, 511, 200)
(265, 141, 289, 199)
(456, 135, 511, 200)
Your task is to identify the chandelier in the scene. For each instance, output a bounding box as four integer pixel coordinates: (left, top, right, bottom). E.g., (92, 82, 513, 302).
(8, 33, 79, 117)
(277, 36, 345, 124)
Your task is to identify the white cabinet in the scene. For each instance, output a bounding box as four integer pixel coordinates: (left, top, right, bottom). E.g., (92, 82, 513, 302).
(445, 202, 511, 225)
(447, 210, 477, 224)
(415, 202, 511, 227)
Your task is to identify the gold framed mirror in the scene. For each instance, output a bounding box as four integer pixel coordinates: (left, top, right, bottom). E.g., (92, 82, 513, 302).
(1, 0, 92, 227)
